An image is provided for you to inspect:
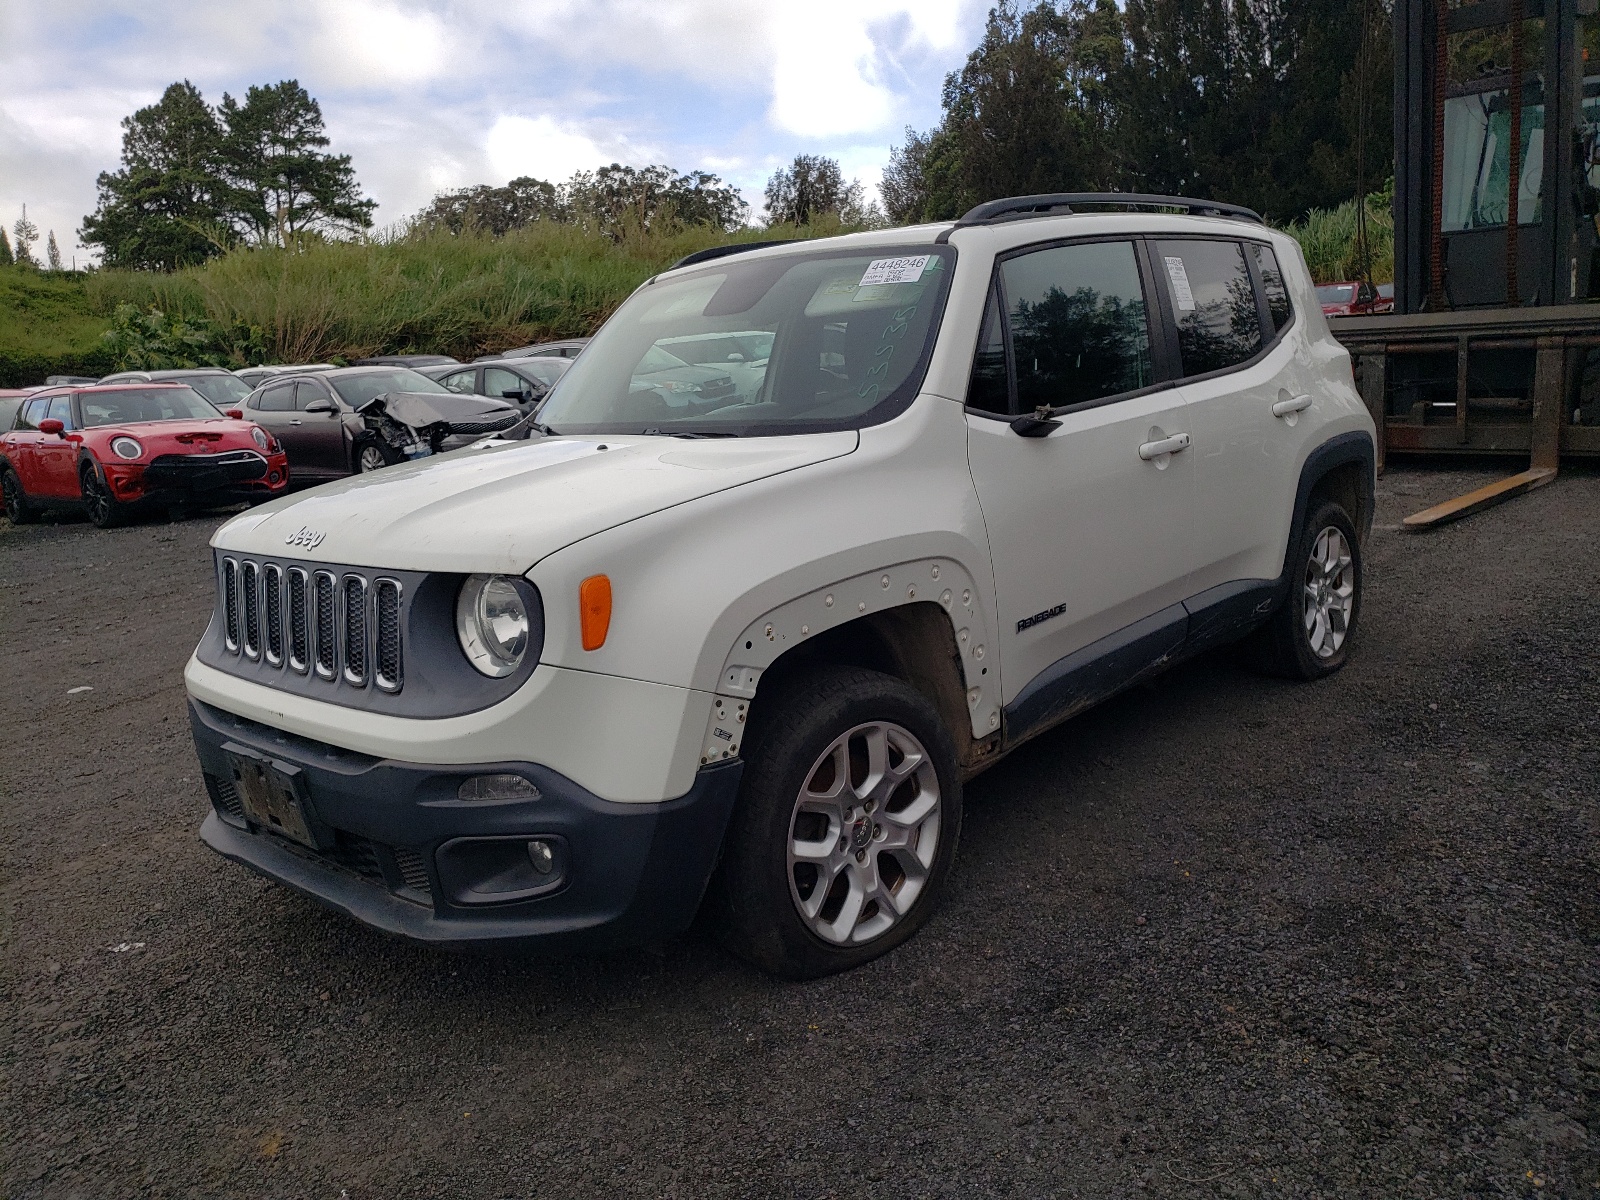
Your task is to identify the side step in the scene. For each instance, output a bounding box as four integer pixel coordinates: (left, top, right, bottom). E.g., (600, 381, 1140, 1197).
(1402, 467, 1557, 531)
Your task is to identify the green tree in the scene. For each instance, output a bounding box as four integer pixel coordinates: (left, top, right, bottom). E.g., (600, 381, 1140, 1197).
(414, 176, 562, 235)
(218, 80, 376, 247)
(0, 228, 12, 267)
(46, 231, 62, 271)
(764, 155, 877, 225)
(565, 164, 748, 235)
(79, 81, 233, 271)
(13, 207, 40, 267)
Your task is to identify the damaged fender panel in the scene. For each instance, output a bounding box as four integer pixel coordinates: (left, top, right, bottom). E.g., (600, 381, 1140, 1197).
(713, 557, 999, 740)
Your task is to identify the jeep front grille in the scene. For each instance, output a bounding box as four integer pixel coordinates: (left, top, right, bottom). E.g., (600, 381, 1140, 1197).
(314, 571, 337, 679)
(241, 561, 261, 660)
(215, 556, 404, 696)
(262, 564, 284, 666)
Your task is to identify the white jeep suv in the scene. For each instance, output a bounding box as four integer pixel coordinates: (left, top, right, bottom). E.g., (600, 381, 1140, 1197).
(185, 194, 1375, 978)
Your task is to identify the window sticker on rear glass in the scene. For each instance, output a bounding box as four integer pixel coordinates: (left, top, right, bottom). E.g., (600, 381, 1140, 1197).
(1163, 256, 1196, 311)
(859, 255, 931, 287)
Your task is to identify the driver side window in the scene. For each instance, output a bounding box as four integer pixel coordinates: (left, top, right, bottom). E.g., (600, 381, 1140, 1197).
(440, 369, 479, 394)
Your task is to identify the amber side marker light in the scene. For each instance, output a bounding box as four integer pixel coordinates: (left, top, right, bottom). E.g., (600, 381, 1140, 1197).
(579, 575, 612, 650)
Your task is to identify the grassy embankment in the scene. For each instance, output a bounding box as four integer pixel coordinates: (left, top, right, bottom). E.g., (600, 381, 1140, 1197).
(0, 202, 1393, 387)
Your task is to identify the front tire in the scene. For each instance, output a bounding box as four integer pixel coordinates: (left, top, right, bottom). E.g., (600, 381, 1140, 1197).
(80, 464, 127, 529)
(712, 666, 962, 979)
(1247, 498, 1361, 680)
(2, 468, 39, 524)
(354, 436, 398, 474)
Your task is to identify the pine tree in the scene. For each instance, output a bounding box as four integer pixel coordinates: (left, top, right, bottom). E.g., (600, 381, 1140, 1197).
(217, 80, 376, 247)
(0, 227, 12, 267)
(46, 231, 62, 271)
(13, 206, 39, 266)
(80, 81, 232, 270)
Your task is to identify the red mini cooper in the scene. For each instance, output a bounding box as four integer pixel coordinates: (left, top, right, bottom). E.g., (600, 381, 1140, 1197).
(0, 383, 290, 528)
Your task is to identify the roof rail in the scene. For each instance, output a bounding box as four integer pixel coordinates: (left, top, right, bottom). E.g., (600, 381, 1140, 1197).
(669, 239, 799, 271)
(945, 192, 1263, 234)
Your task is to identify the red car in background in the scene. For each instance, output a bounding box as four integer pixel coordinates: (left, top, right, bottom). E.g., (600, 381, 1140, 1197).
(0, 383, 289, 528)
(1316, 280, 1392, 317)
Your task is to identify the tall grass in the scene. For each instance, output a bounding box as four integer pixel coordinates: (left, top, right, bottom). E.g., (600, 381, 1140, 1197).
(1279, 193, 1394, 285)
(84, 219, 846, 364)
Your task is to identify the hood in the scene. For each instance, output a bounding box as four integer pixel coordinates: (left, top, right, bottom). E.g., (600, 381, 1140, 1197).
(356, 390, 516, 429)
(88, 418, 263, 448)
(212, 431, 858, 573)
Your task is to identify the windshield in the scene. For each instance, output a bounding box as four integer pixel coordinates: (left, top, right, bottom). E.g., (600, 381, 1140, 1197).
(328, 369, 448, 407)
(517, 359, 569, 385)
(1316, 285, 1356, 303)
(181, 375, 252, 406)
(536, 245, 954, 436)
(81, 387, 223, 426)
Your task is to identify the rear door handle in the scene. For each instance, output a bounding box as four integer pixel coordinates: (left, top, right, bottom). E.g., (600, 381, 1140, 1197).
(1272, 394, 1313, 417)
(1137, 432, 1190, 460)
(289, 419, 304, 425)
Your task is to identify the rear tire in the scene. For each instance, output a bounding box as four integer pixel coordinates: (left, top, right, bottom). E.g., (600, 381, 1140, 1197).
(81, 463, 127, 529)
(710, 666, 962, 979)
(1246, 498, 1361, 680)
(2, 468, 39, 525)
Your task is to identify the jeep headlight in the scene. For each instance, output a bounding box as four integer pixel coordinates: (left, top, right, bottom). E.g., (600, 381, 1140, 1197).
(456, 574, 530, 677)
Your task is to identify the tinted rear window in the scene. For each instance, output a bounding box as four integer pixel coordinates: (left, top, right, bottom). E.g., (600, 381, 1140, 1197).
(1158, 240, 1264, 377)
(1250, 244, 1293, 333)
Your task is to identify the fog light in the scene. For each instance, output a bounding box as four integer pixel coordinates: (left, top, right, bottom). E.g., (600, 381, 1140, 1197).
(527, 840, 554, 874)
(457, 773, 540, 802)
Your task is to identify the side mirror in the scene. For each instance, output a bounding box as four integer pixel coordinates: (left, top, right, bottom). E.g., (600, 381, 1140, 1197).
(224, 408, 244, 420)
(304, 398, 337, 414)
(38, 418, 65, 436)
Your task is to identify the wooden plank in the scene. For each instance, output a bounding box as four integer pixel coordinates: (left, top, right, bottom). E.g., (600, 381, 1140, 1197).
(1529, 337, 1564, 471)
(1402, 467, 1558, 531)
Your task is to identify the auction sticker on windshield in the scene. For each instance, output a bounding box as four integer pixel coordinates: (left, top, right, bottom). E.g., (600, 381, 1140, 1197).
(860, 256, 931, 287)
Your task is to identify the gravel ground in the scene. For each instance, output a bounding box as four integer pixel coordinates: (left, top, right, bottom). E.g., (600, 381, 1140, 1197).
(2, 463, 1597, 1200)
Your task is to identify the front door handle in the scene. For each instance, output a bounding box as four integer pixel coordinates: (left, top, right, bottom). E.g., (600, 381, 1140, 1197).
(1272, 393, 1313, 418)
(289, 419, 304, 425)
(1137, 432, 1190, 461)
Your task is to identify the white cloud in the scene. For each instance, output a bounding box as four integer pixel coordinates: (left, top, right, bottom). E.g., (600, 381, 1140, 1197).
(313, 0, 452, 86)
(485, 114, 634, 183)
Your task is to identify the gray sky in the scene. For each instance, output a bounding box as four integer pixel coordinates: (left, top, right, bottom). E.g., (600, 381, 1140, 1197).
(2, 0, 989, 262)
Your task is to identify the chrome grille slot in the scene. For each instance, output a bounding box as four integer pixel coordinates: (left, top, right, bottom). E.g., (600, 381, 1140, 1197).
(263, 564, 284, 666)
(241, 560, 261, 660)
(287, 567, 310, 673)
(313, 571, 338, 679)
(341, 575, 369, 687)
(374, 578, 403, 693)
(222, 557, 240, 652)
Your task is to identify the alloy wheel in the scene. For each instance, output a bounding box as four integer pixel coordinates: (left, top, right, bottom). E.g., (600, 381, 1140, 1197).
(82, 469, 114, 526)
(1302, 525, 1355, 658)
(787, 720, 942, 946)
(358, 445, 389, 473)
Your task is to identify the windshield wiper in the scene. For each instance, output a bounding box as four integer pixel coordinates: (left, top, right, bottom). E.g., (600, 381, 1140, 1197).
(665, 430, 738, 439)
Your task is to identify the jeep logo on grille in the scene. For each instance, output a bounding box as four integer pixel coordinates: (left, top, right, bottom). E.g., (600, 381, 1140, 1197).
(284, 526, 327, 550)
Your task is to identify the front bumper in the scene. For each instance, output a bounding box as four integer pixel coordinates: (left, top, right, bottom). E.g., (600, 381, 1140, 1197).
(190, 699, 743, 952)
(110, 452, 289, 505)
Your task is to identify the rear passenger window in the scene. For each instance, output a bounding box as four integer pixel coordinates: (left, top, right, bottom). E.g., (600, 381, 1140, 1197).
(255, 383, 295, 412)
(1158, 240, 1264, 377)
(1250, 243, 1293, 333)
(999, 240, 1152, 412)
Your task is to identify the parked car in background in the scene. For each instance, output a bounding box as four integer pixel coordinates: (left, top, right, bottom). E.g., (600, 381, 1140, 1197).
(242, 365, 516, 480)
(352, 354, 459, 367)
(1375, 284, 1395, 313)
(235, 364, 337, 389)
(657, 330, 774, 401)
(1316, 281, 1384, 317)
(45, 376, 100, 386)
(101, 368, 254, 411)
(477, 338, 590, 362)
(1, 383, 288, 527)
(627, 344, 738, 409)
(418, 357, 570, 410)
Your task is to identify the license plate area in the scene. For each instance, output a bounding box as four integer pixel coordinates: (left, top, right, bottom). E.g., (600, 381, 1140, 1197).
(223, 743, 323, 849)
